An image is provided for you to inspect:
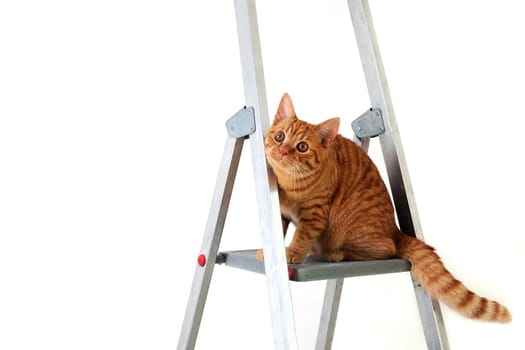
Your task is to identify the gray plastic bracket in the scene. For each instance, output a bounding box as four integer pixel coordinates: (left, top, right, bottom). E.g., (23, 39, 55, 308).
(225, 106, 256, 139)
(351, 108, 385, 139)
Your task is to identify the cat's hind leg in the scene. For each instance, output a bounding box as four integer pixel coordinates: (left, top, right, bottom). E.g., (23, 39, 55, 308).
(342, 231, 396, 261)
(320, 249, 346, 262)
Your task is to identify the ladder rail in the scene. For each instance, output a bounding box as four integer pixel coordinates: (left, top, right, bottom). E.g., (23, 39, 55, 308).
(177, 136, 244, 350)
(234, 0, 299, 349)
(347, 0, 421, 239)
(315, 278, 344, 350)
(347, 0, 450, 348)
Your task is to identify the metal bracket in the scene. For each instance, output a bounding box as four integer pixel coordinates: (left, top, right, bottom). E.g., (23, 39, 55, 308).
(225, 106, 256, 139)
(351, 108, 385, 139)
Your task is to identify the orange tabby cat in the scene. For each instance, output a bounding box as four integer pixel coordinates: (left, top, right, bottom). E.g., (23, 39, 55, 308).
(260, 93, 511, 323)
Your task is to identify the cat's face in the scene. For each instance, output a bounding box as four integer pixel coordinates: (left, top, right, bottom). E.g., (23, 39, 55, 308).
(264, 94, 339, 177)
(265, 116, 324, 175)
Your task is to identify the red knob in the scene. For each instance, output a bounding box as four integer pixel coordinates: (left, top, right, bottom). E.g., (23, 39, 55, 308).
(197, 254, 206, 267)
(288, 267, 295, 280)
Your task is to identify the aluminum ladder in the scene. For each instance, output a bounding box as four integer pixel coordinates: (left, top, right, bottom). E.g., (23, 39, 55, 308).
(177, 0, 450, 349)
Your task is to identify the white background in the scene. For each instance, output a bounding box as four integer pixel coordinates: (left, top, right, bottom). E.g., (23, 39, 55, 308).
(1, 1, 523, 349)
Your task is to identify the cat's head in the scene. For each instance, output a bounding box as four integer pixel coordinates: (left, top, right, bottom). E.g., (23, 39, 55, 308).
(264, 93, 340, 177)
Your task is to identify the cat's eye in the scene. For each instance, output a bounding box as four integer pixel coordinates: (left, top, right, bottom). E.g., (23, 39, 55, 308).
(296, 141, 309, 153)
(274, 131, 285, 143)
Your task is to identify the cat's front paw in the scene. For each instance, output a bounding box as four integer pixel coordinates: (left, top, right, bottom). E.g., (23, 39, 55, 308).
(286, 247, 306, 264)
(256, 249, 264, 261)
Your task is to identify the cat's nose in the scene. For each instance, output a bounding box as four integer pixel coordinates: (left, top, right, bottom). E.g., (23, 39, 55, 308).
(279, 148, 288, 157)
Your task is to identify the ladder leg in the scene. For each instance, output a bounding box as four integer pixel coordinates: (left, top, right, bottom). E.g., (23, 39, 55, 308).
(315, 279, 344, 350)
(233, 1, 298, 349)
(177, 136, 244, 350)
(346, 1, 450, 349)
(413, 280, 450, 350)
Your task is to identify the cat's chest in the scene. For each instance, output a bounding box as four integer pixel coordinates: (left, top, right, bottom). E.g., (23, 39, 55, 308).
(279, 195, 299, 223)
(278, 187, 322, 223)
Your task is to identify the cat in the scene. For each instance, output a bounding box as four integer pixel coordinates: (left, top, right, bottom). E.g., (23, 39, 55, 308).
(258, 93, 511, 323)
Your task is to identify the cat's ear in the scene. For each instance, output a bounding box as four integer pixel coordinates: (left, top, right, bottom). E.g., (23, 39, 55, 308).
(318, 118, 340, 146)
(273, 93, 296, 124)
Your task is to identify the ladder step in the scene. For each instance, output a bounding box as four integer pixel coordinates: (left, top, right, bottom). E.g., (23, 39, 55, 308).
(217, 249, 410, 282)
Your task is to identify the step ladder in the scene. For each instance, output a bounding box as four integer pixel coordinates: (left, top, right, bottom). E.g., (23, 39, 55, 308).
(177, 0, 450, 349)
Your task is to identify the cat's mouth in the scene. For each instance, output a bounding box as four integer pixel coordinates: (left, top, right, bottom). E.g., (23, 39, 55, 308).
(274, 151, 291, 164)
(267, 153, 289, 169)
(266, 148, 304, 175)
(270, 153, 304, 174)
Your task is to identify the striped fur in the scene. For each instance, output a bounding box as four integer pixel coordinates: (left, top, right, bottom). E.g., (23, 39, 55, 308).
(261, 93, 511, 323)
(397, 234, 511, 323)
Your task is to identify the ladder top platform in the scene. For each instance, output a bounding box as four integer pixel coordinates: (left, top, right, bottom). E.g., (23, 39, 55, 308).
(217, 250, 411, 282)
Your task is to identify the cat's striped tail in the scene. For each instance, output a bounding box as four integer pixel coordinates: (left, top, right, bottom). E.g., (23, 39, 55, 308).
(396, 233, 511, 323)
